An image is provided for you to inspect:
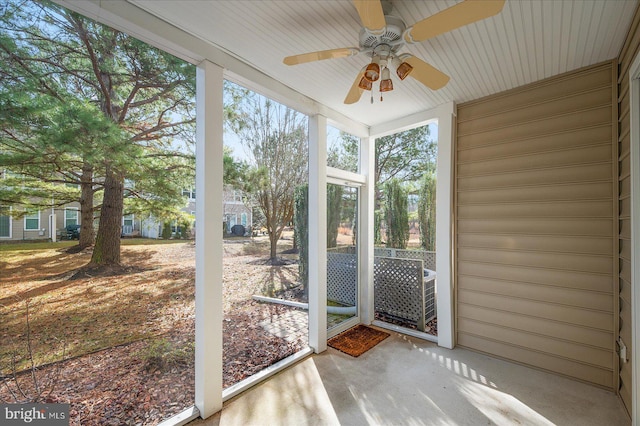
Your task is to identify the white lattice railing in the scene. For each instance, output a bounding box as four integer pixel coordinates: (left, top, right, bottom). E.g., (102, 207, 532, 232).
(328, 246, 436, 271)
(326, 246, 437, 330)
(326, 252, 358, 306)
(373, 257, 436, 331)
(374, 248, 436, 271)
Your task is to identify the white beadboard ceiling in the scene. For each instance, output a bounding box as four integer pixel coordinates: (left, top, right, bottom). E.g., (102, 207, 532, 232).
(130, 0, 638, 127)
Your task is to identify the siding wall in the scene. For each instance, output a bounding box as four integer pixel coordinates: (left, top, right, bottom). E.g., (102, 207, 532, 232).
(616, 3, 640, 416)
(455, 61, 618, 389)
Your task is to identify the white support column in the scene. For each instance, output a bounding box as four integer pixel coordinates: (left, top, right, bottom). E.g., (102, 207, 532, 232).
(435, 102, 456, 349)
(195, 60, 224, 418)
(308, 114, 328, 353)
(360, 136, 375, 324)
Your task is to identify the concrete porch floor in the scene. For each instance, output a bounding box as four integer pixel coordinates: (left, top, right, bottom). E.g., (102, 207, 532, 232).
(190, 329, 630, 425)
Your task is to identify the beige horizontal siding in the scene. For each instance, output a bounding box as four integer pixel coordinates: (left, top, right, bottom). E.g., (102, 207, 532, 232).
(458, 145, 612, 176)
(620, 275, 632, 305)
(458, 218, 612, 237)
(458, 163, 612, 191)
(620, 196, 631, 218)
(458, 248, 612, 274)
(458, 262, 612, 292)
(458, 304, 612, 349)
(458, 126, 612, 163)
(458, 182, 612, 205)
(458, 234, 612, 255)
(458, 276, 612, 312)
(456, 61, 617, 390)
(615, 2, 635, 412)
(458, 318, 613, 369)
(458, 88, 612, 136)
(457, 333, 614, 388)
(620, 259, 632, 285)
(458, 201, 613, 220)
(457, 291, 613, 331)
(458, 66, 613, 123)
(620, 238, 632, 262)
(458, 106, 612, 149)
(620, 135, 631, 159)
(620, 218, 631, 238)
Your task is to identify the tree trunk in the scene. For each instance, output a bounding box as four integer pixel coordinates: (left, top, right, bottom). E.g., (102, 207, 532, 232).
(269, 232, 278, 260)
(78, 162, 94, 248)
(89, 167, 123, 266)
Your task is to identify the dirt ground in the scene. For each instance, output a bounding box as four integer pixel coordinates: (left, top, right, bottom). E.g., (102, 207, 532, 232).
(0, 237, 307, 425)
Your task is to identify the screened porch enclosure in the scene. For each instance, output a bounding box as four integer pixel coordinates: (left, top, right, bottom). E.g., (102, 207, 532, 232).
(51, 0, 638, 424)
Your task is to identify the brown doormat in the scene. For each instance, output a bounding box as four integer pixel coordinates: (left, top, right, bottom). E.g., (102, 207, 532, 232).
(327, 325, 390, 357)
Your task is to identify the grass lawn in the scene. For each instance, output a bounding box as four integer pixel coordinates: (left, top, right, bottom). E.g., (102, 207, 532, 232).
(0, 240, 195, 372)
(0, 237, 187, 252)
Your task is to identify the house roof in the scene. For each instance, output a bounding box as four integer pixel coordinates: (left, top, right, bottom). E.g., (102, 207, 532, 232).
(62, 0, 638, 129)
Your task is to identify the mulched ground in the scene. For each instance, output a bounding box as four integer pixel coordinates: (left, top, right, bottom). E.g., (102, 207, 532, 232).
(1, 237, 307, 425)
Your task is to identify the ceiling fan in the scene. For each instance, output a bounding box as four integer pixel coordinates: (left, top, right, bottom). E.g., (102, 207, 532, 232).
(283, 0, 506, 104)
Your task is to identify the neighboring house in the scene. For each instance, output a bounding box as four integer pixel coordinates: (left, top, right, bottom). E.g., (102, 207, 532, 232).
(0, 170, 141, 242)
(0, 203, 81, 241)
(138, 186, 253, 239)
(223, 187, 252, 235)
(0, 202, 141, 242)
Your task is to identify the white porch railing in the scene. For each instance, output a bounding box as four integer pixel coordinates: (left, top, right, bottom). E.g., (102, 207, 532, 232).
(326, 247, 437, 331)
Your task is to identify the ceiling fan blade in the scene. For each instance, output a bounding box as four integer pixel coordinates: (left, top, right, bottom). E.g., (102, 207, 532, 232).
(283, 47, 359, 65)
(404, 55, 450, 90)
(353, 0, 386, 32)
(344, 67, 366, 104)
(405, 0, 505, 43)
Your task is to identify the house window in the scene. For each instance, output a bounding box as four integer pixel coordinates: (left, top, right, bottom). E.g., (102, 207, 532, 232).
(24, 210, 40, 230)
(122, 214, 134, 235)
(233, 191, 242, 202)
(123, 214, 134, 227)
(182, 188, 196, 199)
(241, 213, 247, 226)
(0, 206, 11, 238)
(225, 214, 236, 233)
(65, 208, 79, 227)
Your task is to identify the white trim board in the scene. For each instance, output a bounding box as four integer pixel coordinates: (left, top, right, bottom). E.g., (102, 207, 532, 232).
(194, 60, 224, 418)
(628, 52, 640, 426)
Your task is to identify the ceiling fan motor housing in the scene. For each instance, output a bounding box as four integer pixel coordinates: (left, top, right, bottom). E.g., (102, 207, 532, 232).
(359, 15, 406, 56)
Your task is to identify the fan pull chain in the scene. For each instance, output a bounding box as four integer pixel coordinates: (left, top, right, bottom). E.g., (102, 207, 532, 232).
(370, 92, 373, 104)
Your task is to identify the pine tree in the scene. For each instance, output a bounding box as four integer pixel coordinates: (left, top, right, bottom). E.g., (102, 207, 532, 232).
(0, 1, 196, 264)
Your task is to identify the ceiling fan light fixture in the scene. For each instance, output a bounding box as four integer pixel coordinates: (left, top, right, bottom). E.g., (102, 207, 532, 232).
(391, 55, 413, 80)
(358, 76, 373, 90)
(364, 55, 381, 82)
(364, 62, 380, 82)
(396, 61, 413, 80)
(379, 67, 393, 92)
